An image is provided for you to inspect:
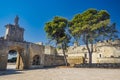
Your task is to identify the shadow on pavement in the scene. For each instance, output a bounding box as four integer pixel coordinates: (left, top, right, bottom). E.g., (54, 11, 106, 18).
(0, 69, 23, 76)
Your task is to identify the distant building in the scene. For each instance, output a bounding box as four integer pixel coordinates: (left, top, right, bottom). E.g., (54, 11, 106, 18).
(57, 40, 120, 65)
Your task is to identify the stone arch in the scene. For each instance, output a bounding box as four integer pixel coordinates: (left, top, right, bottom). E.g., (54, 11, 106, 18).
(7, 46, 25, 70)
(32, 55, 41, 65)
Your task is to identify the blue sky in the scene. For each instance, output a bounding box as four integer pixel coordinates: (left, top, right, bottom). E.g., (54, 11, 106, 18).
(0, 0, 120, 44)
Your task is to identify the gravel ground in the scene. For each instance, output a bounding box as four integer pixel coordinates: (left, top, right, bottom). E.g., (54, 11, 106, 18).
(0, 65, 120, 80)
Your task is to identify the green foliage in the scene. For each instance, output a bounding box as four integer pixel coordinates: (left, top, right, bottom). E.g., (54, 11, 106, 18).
(44, 16, 70, 66)
(69, 8, 118, 64)
(44, 16, 70, 48)
(69, 8, 113, 43)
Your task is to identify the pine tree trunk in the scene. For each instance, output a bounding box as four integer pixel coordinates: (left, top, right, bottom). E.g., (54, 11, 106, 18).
(84, 34, 93, 67)
(62, 46, 68, 66)
(86, 43, 93, 66)
(88, 52, 92, 65)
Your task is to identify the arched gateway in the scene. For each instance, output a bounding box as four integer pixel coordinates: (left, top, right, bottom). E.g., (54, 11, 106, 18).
(0, 16, 44, 70)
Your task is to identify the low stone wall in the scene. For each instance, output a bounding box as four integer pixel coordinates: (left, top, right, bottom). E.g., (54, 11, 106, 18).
(54, 56, 65, 66)
(67, 56, 84, 66)
(44, 55, 65, 67)
(75, 63, 120, 68)
(98, 58, 120, 63)
(44, 55, 55, 66)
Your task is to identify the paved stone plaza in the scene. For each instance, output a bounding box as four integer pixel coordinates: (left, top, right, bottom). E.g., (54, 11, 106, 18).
(0, 65, 120, 80)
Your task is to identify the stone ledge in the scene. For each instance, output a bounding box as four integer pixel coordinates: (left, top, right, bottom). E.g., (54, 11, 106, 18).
(75, 63, 120, 68)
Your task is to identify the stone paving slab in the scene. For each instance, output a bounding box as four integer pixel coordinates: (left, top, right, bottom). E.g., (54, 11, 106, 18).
(0, 67, 120, 80)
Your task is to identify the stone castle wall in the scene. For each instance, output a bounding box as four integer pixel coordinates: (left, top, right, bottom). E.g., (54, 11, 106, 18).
(56, 39, 120, 65)
(44, 46, 65, 67)
(44, 55, 65, 67)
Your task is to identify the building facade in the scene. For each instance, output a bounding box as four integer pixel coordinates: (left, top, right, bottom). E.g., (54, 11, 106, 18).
(57, 40, 120, 65)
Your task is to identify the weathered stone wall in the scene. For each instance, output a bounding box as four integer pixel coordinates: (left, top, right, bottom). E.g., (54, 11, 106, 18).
(44, 55, 65, 67)
(54, 56, 65, 66)
(0, 40, 29, 70)
(98, 58, 120, 63)
(44, 55, 55, 66)
(0, 40, 45, 70)
(0, 40, 8, 70)
(75, 63, 120, 68)
(67, 56, 84, 66)
(4, 24, 24, 42)
(44, 46, 65, 67)
(29, 43, 44, 69)
(57, 39, 120, 64)
(45, 46, 57, 55)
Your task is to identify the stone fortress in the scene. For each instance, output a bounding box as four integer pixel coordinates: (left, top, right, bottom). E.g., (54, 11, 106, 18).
(0, 16, 64, 70)
(0, 16, 120, 70)
(58, 40, 120, 65)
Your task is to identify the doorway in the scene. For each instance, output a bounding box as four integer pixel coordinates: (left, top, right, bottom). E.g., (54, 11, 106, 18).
(7, 49, 24, 70)
(7, 50, 17, 69)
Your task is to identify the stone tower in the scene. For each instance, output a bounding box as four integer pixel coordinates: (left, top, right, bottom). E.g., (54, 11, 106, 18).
(4, 16, 24, 42)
